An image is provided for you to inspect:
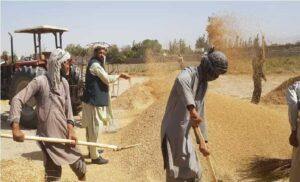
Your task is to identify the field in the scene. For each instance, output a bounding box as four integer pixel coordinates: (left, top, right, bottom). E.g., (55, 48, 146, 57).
(105, 55, 300, 76)
(1, 55, 299, 181)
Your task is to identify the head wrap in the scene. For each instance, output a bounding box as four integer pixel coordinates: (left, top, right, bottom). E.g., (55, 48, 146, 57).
(198, 50, 228, 81)
(46, 48, 70, 93)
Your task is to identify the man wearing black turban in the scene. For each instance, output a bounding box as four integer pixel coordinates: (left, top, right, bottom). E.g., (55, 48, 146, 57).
(161, 49, 228, 182)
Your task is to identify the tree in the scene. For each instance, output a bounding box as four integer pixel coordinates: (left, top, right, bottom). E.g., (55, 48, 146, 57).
(106, 45, 125, 63)
(65, 44, 87, 57)
(130, 39, 162, 58)
(169, 39, 179, 55)
(141, 39, 162, 53)
(195, 34, 209, 50)
(131, 42, 144, 58)
(169, 39, 192, 55)
(121, 45, 135, 59)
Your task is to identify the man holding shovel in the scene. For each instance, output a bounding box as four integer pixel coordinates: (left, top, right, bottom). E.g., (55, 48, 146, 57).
(286, 81, 300, 182)
(161, 49, 228, 182)
(9, 49, 86, 181)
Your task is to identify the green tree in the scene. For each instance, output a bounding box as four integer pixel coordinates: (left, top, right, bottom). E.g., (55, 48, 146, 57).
(106, 45, 125, 63)
(130, 39, 162, 58)
(141, 39, 162, 53)
(121, 45, 135, 59)
(195, 34, 209, 50)
(169, 39, 179, 55)
(169, 39, 192, 55)
(65, 44, 87, 57)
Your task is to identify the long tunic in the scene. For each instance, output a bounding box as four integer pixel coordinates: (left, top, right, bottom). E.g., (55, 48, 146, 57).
(161, 66, 208, 179)
(81, 61, 119, 127)
(286, 81, 300, 182)
(81, 61, 119, 159)
(9, 75, 82, 166)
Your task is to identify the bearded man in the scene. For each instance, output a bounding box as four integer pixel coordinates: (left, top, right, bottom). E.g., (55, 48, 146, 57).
(81, 46, 130, 164)
(161, 49, 228, 182)
(9, 49, 86, 181)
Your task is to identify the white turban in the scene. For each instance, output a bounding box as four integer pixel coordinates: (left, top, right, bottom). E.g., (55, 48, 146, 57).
(46, 48, 70, 93)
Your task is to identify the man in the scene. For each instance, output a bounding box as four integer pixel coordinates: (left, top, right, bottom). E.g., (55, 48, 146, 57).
(251, 35, 267, 104)
(81, 46, 130, 165)
(178, 54, 184, 69)
(286, 81, 300, 182)
(9, 49, 86, 181)
(161, 49, 228, 182)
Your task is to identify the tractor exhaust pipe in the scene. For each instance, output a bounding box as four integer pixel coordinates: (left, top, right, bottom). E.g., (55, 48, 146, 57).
(8, 32, 14, 64)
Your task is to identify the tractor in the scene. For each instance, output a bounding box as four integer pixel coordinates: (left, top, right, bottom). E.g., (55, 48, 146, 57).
(1, 25, 83, 129)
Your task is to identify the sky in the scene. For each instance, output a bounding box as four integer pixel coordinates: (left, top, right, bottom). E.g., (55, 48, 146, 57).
(1, 1, 300, 56)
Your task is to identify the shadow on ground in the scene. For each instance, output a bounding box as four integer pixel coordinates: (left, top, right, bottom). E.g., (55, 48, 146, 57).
(1, 111, 11, 130)
(21, 151, 43, 161)
(239, 156, 291, 182)
(1, 111, 36, 131)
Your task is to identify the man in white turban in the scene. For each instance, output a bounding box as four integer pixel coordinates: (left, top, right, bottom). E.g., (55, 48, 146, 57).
(9, 48, 87, 181)
(81, 46, 130, 164)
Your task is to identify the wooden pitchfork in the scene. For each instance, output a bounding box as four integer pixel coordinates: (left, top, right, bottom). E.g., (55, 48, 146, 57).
(0, 133, 140, 151)
(192, 126, 218, 182)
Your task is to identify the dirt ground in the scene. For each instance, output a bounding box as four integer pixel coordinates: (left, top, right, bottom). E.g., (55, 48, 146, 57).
(0, 72, 295, 182)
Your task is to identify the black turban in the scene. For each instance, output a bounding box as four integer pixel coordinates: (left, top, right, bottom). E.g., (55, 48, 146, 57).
(199, 50, 228, 81)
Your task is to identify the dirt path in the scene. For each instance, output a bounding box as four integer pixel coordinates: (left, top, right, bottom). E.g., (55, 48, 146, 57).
(209, 73, 298, 100)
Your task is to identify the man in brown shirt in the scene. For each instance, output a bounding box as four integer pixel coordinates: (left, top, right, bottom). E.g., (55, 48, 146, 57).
(9, 49, 86, 181)
(251, 35, 267, 104)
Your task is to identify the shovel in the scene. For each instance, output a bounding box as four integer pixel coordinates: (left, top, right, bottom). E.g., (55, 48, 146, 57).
(0, 133, 140, 151)
(192, 126, 219, 182)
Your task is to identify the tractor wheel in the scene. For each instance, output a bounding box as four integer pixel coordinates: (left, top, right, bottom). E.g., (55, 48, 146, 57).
(9, 66, 46, 129)
(70, 64, 83, 116)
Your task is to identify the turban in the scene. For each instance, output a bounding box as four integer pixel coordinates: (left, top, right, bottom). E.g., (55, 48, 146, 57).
(199, 50, 228, 81)
(46, 48, 70, 93)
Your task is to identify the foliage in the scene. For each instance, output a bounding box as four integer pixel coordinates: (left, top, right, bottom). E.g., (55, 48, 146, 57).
(168, 39, 193, 55)
(106, 45, 126, 63)
(131, 39, 162, 58)
(195, 34, 210, 51)
(65, 44, 87, 57)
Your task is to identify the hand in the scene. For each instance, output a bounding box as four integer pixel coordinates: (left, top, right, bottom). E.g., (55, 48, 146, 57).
(289, 130, 298, 147)
(199, 142, 210, 157)
(67, 124, 78, 147)
(12, 123, 25, 142)
(189, 107, 202, 127)
(119, 73, 131, 80)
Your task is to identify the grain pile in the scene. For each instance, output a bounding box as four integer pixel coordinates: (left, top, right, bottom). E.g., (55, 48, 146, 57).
(0, 70, 292, 181)
(89, 71, 291, 181)
(262, 75, 300, 105)
(0, 158, 44, 181)
(112, 83, 154, 111)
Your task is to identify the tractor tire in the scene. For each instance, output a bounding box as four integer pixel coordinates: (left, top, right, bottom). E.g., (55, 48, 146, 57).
(69, 64, 83, 116)
(9, 66, 46, 129)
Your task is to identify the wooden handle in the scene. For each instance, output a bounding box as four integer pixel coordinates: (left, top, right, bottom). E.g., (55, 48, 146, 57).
(206, 156, 218, 182)
(192, 126, 206, 146)
(0, 133, 118, 150)
(192, 127, 218, 182)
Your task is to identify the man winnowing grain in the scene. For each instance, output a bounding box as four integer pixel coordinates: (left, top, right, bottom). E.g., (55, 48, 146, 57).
(9, 49, 87, 181)
(161, 49, 228, 182)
